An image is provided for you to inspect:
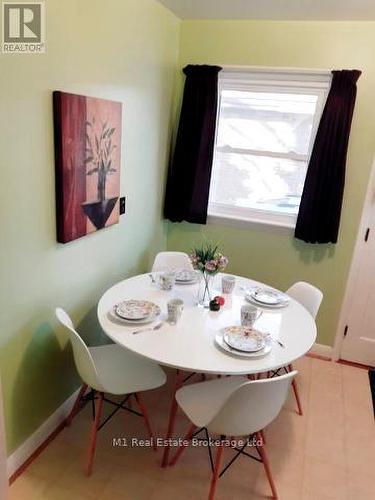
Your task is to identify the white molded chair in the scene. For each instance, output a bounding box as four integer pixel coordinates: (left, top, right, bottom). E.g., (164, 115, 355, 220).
(282, 281, 323, 415)
(55, 308, 166, 475)
(287, 281, 323, 320)
(170, 371, 297, 500)
(151, 251, 193, 272)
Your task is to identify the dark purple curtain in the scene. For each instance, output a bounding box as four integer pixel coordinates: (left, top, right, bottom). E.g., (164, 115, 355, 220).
(295, 69, 361, 244)
(164, 64, 222, 224)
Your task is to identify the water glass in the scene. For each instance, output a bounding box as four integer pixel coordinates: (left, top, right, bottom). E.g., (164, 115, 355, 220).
(222, 275, 236, 294)
(167, 299, 184, 324)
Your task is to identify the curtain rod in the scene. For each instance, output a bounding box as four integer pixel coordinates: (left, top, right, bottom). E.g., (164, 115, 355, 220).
(221, 65, 331, 76)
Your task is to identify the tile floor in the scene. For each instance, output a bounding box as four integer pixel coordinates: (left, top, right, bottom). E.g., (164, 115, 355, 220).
(9, 357, 375, 499)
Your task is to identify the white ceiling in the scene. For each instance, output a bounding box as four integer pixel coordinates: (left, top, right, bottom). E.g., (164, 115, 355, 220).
(157, 0, 375, 20)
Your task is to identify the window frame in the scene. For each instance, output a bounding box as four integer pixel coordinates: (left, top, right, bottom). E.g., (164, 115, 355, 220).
(207, 67, 332, 230)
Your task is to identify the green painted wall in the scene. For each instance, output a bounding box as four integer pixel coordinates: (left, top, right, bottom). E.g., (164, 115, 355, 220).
(0, 0, 180, 454)
(167, 21, 375, 347)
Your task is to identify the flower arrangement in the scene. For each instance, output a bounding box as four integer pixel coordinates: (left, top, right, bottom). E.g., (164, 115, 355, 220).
(190, 243, 228, 307)
(190, 243, 228, 275)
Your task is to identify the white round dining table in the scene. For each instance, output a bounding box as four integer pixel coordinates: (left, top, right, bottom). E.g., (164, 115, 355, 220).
(98, 272, 316, 467)
(97, 273, 316, 376)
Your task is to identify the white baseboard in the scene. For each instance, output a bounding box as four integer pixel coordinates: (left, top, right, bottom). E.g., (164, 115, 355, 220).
(7, 387, 81, 478)
(309, 342, 332, 358)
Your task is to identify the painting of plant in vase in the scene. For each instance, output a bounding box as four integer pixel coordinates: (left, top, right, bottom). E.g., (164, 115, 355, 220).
(53, 91, 122, 243)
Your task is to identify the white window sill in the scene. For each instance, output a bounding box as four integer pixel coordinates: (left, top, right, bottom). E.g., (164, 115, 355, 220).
(207, 213, 295, 235)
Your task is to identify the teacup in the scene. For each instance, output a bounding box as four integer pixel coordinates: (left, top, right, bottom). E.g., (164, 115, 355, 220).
(159, 271, 176, 291)
(222, 275, 236, 294)
(241, 304, 261, 328)
(167, 299, 184, 324)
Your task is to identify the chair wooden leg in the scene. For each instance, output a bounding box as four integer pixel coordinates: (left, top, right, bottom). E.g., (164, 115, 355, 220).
(134, 392, 157, 451)
(260, 429, 266, 445)
(85, 392, 103, 476)
(161, 370, 184, 467)
(291, 379, 303, 416)
(169, 424, 197, 466)
(66, 384, 88, 427)
(287, 363, 302, 415)
(90, 390, 96, 421)
(201, 373, 206, 381)
(256, 432, 278, 499)
(208, 439, 225, 500)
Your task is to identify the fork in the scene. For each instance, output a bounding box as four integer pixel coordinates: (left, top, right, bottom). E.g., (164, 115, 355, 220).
(271, 337, 285, 348)
(265, 333, 285, 348)
(274, 338, 285, 348)
(132, 322, 164, 335)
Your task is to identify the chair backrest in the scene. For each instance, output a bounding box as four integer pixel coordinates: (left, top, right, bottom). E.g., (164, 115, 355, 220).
(286, 281, 323, 319)
(151, 251, 193, 272)
(55, 308, 101, 390)
(207, 371, 297, 436)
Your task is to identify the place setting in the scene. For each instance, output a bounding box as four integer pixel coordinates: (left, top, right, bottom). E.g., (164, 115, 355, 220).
(175, 269, 199, 285)
(148, 269, 198, 290)
(215, 303, 285, 359)
(108, 294, 186, 334)
(108, 298, 161, 327)
(242, 286, 290, 309)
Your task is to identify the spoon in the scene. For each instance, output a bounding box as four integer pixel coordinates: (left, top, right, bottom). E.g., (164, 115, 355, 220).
(133, 322, 164, 335)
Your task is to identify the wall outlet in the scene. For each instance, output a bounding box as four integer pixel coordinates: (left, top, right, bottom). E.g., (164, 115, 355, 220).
(119, 197, 126, 215)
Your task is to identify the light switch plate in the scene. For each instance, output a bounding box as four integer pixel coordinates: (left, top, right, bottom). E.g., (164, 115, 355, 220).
(119, 197, 126, 215)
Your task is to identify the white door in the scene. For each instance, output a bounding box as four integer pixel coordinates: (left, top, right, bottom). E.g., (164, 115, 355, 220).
(340, 185, 375, 366)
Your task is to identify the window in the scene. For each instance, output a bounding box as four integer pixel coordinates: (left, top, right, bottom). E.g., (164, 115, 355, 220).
(208, 68, 331, 228)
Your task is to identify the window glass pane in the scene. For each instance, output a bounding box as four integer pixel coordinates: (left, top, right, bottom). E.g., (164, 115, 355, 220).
(209, 152, 308, 215)
(217, 90, 318, 155)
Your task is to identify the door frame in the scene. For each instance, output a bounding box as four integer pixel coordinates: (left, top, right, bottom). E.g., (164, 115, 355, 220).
(332, 158, 375, 361)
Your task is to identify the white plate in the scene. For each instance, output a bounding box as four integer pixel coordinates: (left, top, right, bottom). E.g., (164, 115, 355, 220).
(245, 291, 289, 309)
(175, 270, 198, 283)
(114, 300, 161, 321)
(223, 326, 266, 352)
(215, 332, 272, 358)
(109, 308, 160, 325)
(250, 288, 289, 305)
(245, 295, 289, 309)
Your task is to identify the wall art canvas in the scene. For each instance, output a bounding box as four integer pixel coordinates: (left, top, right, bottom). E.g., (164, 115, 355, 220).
(53, 91, 122, 243)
